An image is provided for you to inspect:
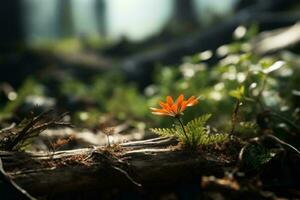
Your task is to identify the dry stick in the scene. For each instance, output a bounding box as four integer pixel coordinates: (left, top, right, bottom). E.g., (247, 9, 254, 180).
(5, 110, 53, 150)
(6, 111, 72, 151)
(230, 99, 240, 135)
(91, 149, 142, 187)
(0, 158, 36, 200)
(265, 134, 300, 155)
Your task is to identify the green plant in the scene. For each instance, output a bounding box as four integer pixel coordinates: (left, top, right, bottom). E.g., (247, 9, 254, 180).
(229, 85, 244, 134)
(150, 95, 228, 149)
(150, 114, 228, 149)
(1, 78, 44, 118)
(242, 144, 277, 170)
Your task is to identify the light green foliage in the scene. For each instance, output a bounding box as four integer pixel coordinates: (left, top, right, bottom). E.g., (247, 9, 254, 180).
(1, 78, 44, 118)
(2, 25, 298, 138)
(150, 114, 228, 149)
(147, 39, 300, 134)
(243, 144, 277, 170)
(238, 121, 259, 135)
(229, 85, 244, 100)
(107, 86, 148, 120)
(59, 72, 148, 122)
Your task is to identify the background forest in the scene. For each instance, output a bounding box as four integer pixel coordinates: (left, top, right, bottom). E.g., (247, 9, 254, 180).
(0, 0, 300, 199)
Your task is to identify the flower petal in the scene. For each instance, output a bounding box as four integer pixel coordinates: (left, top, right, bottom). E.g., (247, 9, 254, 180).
(180, 101, 188, 112)
(171, 104, 178, 114)
(150, 107, 172, 115)
(151, 112, 171, 116)
(166, 96, 174, 106)
(176, 94, 184, 108)
(186, 96, 199, 106)
(159, 101, 171, 111)
(150, 107, 161, 111)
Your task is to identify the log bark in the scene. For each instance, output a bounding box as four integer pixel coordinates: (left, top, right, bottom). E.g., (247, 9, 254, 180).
(0, 137, 234, 196)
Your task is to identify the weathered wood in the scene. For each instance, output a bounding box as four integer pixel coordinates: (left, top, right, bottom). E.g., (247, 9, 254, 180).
(252, 22, 300, 55)
(0, 137, 234, 196)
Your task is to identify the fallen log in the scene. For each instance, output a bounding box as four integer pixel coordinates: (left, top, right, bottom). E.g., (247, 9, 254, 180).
(252, 21, 300, 55)
(0, 137, 236, 196)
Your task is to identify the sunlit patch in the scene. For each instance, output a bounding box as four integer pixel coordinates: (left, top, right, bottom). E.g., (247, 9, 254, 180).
(222, 66, 237, 80)
(249, 82, 257, 89)
(199, 50, 213, 61)
(280, 105, 289, 112)
(292, 90, 300, 96)
(262, 91, 281, 107)
(241, 42, 251, 51)
(237, 72, 246, 83)
(233, 26, 247, 39)
(183, 67, 195, 78)
(7, 92, 18, 101)
(180, 63, 205, 78)
(220, 55, 240, 65)
(216, 45, 229, 57)
(214, 82, 224, 91)
(144, 84, 157, 96)
(79, 112, 89, 121)
(25, 95, 55, 107)
(249, 64, 262, 73)
(209, 91, 222, 101)
(262, 61, 285, 74)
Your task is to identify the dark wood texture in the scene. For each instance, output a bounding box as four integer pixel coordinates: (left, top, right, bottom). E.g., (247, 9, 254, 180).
(0, 137, 233, 196)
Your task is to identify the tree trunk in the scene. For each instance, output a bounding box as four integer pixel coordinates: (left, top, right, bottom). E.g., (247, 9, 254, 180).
(0, 137, 233, 196)
(95, 0, 106, 36)
(0, 0, 24, 50)
(58, 0, 74, 38)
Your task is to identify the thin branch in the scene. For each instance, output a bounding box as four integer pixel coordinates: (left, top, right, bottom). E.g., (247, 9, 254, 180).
(265, 134, 300, 155)
(0, 158, 36, 200)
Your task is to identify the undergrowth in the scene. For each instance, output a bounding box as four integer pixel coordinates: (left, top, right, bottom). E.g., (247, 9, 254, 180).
(150, 114, 228, 149)
(0, 110, 72, 151)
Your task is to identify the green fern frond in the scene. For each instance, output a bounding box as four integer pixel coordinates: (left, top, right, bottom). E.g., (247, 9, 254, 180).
(149, 128, 176, 138)
(150, 113, 228, 149)
(186, 114, 212, 130)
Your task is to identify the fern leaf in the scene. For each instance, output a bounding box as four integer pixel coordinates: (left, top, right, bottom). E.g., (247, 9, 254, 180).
(149, 128, 175, 137)
(186, 114, 211, 129)
(150, 113, 228, 149)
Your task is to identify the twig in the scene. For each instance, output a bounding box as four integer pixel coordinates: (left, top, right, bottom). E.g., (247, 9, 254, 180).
(90, 149, 142, 188)
(112, 166, 142, 187)
(1, 110, 72, 151)
(0, 157, 36, 200)
(265, 134, 300, 155)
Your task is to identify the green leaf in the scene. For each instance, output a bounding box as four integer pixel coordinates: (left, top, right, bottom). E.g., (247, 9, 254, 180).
(229, 85, 244, 100)
(149, 128, 175, 138)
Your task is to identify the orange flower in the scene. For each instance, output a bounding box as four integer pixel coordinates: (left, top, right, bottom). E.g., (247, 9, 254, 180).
(150, 94, 199, 117)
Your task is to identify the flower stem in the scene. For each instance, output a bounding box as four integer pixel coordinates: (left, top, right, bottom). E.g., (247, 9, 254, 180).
(176, 116, 189, 143)
(231, 99, 240, 135)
